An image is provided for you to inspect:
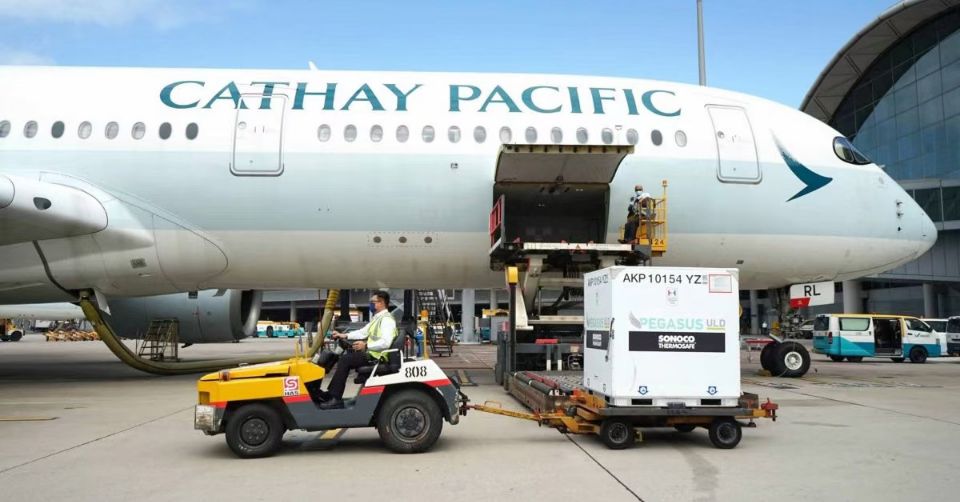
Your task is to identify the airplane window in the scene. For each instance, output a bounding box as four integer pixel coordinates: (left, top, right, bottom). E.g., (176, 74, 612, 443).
(159, 122, 172, 140)
(51, 121, 65, 139)
(344, 124, 357, 142)
(833, 137, 871, 165)
(0, 120, 10, 138)
(78, 121, 92, 139)
(396, 125, 409, 143)
(626, 128, 639, 145)
(601, 128, 614, 145)
(474, 126, 486, 143)
(186, 123, 199, 140)
(105, 121, 119, 139)
(525, 127, 537, 143)
(499, 126, 512, 143)
(448, 126, 461, 143)
(675, 130, 687, 147)
(132, 122, 146, 140)
(317, 124, 331, 142)
(371, 125, 383, 143)
(576, 127, 588, 144)
(24, 121, 38, 138)
(550, 127, 563, 143)
(422, 125, 435, 143)
(651, 129, 663, 146)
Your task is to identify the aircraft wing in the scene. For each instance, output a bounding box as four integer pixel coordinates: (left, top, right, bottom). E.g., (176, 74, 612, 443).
(0, 173, 108, 246)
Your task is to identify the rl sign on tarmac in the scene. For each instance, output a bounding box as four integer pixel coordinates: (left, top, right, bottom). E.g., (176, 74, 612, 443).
(789, 281, 835, 308)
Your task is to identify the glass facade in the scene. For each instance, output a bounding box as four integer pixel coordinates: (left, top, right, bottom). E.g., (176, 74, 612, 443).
(830, 9, 960, 183)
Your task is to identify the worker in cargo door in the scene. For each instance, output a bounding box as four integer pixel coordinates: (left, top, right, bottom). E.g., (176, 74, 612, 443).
(318, 290, 398, 409)
(620, 185, 652, 245)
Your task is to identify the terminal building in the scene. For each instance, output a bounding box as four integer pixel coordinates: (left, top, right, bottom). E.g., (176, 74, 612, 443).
(799, 0, 960, 319)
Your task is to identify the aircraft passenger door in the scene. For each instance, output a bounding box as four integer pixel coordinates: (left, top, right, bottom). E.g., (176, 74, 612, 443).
(231, 93, 287, 176)
(706, 105, 761, 183)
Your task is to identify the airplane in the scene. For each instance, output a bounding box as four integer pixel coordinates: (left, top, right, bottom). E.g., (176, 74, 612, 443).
(0, 302, 83, 321)
(0, 66, 937, 345)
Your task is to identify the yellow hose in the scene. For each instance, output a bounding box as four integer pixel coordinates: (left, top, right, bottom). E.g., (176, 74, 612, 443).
(306, 289, 339, 357)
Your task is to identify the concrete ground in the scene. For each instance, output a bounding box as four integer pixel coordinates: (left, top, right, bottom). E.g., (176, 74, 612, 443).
(2, 334, 960, 501)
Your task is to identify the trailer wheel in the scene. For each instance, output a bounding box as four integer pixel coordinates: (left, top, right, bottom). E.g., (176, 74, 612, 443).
(759, 343, 776, 371)
(377, 389, 443, 453)
(708, 418, 742, 449)
(891, 357, 905, 363)
(225, 403, 285, 458)
(909, 346, 928, 364)
(599, 419, 635, 449)
(0, 334, 8, 342)
(829, 355, 844, 362)
(9, 330, 22, 342)
(674, 424, 697, 433)
(775, 342, 810, 377)
(845, 356, 863, 362)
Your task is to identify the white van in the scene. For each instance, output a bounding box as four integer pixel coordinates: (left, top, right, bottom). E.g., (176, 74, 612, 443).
(812, 314, 944, 363)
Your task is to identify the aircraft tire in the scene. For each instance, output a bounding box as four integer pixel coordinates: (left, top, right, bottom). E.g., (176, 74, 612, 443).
(759, 343, 776, 371)
(774, 342, 810, 378)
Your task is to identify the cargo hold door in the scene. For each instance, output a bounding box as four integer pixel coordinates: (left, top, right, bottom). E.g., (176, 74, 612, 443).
(493, 144, 633, 245)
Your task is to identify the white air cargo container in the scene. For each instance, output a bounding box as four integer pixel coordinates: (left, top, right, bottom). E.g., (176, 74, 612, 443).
(583, 266, 741, 407)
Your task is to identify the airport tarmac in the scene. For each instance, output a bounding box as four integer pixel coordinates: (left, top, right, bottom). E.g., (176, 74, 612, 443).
(2, 335, 960, 501)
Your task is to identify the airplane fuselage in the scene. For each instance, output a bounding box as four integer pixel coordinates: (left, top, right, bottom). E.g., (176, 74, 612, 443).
(0, 67, 936, 303)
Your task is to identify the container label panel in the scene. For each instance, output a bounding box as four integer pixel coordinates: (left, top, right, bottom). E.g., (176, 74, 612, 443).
(586, 330, 609, 350)
(628, 331, 725, 352)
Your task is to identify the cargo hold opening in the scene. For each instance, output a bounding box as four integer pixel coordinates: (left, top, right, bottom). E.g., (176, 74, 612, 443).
(490, 144, 633, 246)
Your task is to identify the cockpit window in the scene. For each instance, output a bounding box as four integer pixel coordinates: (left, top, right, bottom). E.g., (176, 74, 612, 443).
(833, 137, 871, 165)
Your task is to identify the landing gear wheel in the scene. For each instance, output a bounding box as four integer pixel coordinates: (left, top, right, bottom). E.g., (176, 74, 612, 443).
(829, 355, 844, 362)
(377, 390, 443, 453)
(846, 356, 863, 362)
(909, 346, 928, 364)
(225, 403, 285, 458)
(760, 343, 776, 371)
(774, 342, 811, 378)
(891, 357, 905, 363)
(708, 417, 742, 449)
(600, 418, 635, 449)
(674, 424, 697, 433)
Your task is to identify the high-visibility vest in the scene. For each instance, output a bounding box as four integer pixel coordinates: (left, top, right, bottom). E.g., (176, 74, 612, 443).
(366, 314, 395, 361)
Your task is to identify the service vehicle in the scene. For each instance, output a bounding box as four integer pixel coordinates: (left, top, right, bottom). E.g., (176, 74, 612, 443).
(254, 321, 304, 338)
(943, 317, 960, 355)
(194, 334, 462, 458)
(0, 318, 23, 342)
(812, 313, 944, 363)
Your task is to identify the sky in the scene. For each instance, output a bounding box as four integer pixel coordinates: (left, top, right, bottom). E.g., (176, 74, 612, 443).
(0, 0, 897, 108)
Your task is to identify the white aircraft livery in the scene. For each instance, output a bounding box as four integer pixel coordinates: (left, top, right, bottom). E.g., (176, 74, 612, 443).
(0, 66, 936, 342)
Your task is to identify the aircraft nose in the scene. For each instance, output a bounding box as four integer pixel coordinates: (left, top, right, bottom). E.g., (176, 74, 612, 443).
(918, 205, 937, 254)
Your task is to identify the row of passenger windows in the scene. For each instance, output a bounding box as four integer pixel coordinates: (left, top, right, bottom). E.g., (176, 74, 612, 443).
(0, 119, 689, 148)
(0, 120, 200, 140)
(317, 124, 688, 147)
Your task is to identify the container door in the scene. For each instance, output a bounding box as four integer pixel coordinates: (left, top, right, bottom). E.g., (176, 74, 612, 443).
(707, 105, 761, 183)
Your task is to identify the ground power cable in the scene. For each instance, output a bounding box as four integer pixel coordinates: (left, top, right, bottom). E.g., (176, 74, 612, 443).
(564, 433, 645, 501)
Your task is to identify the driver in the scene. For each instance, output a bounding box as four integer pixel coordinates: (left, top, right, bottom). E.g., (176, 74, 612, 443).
(318, 290, 397, 409)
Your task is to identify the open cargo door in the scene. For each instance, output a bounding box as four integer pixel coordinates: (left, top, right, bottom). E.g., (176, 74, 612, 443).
(495, 144, 633, 184)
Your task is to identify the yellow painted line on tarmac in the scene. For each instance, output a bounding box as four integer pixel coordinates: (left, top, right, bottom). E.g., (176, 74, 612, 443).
(0, 416, 58, 422)
(457, 369, 477, 386)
